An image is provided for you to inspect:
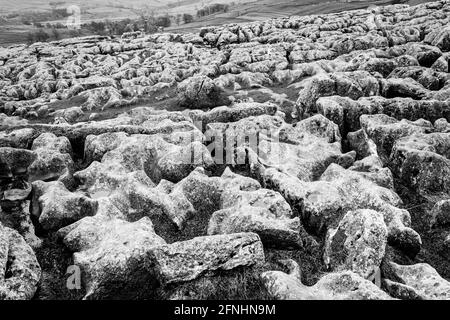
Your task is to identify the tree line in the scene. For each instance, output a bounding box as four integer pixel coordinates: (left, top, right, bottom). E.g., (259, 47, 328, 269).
(196, 3, 230, 18)
(24, 2, 234, 44)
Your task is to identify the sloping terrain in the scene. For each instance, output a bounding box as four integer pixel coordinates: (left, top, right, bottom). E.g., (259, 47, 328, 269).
(0, 0, 450, 300)
(166, 0, 394, 33)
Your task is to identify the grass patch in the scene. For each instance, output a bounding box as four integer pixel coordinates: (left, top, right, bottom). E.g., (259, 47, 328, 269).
(33, 233, 86, 300)
(159, 265, 272, 300)
(393, 180, 450, 281)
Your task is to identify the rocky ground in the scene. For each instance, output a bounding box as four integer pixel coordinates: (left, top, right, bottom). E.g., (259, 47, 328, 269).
(1, 0, 450, 300)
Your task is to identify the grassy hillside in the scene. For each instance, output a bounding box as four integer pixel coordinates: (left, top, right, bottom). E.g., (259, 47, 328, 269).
(166, 0, 421, 33)
(0, 0, 436, 46)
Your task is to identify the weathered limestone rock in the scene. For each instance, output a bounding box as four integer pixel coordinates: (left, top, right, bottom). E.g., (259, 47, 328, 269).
(381, 77, 429, 100)
(424, 26, 450, 52)
(28, 133, 74, 185)
(170, 167, 223, 213)
(156, 140, 214, 182)
(317, 96, 450, 134)
(0, 223, 41, 300)
(434, 118, 450, 132)
(324, 209, 388, 279)
(149, 232, 265, 286)
(389, 43, 442, 68)
(383, 262, 450, 300)
(390, 132, 450, 199)
(31, 180, 98, 231)
(0, 147, 36, 176)
(60, 216, 166, 299)
(208, 207, 301, 248)
(319, 164, 420, 256)
(0, 128, 35, 148)
(51, 106, 84, 123)
(297, 71, 380, 115)
(94, 171, 195, 230)
(387, 66, 446, 90)
(347, 129, 378, 159)
(76, 132, 214, 195)
(177, 75, 229, 109)
(1, 0, 450, 302)
(0, 114, 28, 127)
(360, 114, 432, 161)
(186, 102, 278, 128)
(83, 131, 130, 163)
(208, 168, 301, 248)
(262, 260, 391, 300)
(0, 179, 40, 247)
(208, 114, 345, 181)
(255, 163, 420, 257)
(348, 154, 395, 190)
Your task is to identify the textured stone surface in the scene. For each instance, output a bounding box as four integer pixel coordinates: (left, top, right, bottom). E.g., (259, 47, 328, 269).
(324, 209, 388, 279)
(1, 0, 450, 300)
(207, 168, 301, 248)
(149, 232, 265, 286)
(28, 133, 74, 185)
(0, 147, 36, 177)
(31, 180, 98, 231)
(383, 262, 450, 300)
(390, 132, 450, 199)
(60, 216, 166, 299)
(262, 260, 392, 300)
(0, 223, 41, 300)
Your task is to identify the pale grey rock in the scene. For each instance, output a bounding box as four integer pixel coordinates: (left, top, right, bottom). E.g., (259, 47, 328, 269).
(324, 209, 388, 279)
(149, 232, 265, 286)
(50, 106, 84, 123)
(0, 223, 41, 300)
(177, 75, 228, 109)
(255, 164, 420, 257)
(384, 262, 450, 300)
(360, 114, 432, 161)
(28, 133, 74, 184)
(0, 189, 41, 248)
(0, 147, 37, 177)
(0, 128, 35, 148)
(31, 180, 98, 231)
(60, 216, 166, 299)
(390, 132, 450, 199)
(208, 168, 301, 248)
(262, 260, 392, 300)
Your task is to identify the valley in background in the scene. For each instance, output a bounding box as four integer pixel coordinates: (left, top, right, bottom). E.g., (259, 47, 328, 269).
(0, 0, 432, 46)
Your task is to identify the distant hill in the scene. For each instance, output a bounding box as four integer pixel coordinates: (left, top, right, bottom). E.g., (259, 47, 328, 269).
(166, 0, 431, 33)
(0, 0, 248, 14)
(0, 0, 431, 20)
(0, 0, 434, 46)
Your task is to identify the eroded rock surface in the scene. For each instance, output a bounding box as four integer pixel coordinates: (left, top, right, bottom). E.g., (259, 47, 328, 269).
(324, 209, 388, 279)
(262, 260, 392, 300)
(149, 232, 265, 286)
(0, 223, 41, 300)
(383, 262, 450, 300)
(1, 0, 450, 300)
(31, 180, 98, 231)
(59, 216, 166, 299)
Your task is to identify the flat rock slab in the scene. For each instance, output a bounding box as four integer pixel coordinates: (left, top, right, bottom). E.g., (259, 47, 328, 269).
(149, 232, 265, 286)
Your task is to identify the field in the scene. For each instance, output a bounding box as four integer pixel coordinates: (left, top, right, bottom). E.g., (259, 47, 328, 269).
(0, 0, 435, 47)
(166, 0, 400, 33)
(1, 0, 450, 301)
